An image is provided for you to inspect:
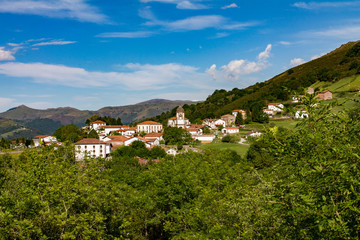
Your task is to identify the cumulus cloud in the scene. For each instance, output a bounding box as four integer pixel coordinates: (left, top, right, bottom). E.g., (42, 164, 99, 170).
(96, 31, 155, 38)
(207, 44, 272, 81)
(290, 58, 305, 67)
(141, 0, 207, 10)
(221, 3, 238, 9)
(0, 0, 109, 23)
(32, 40, 77, 46)
(0, 62, 212, 90)
(293, 1, 360, 9)
(0, 47, 15, 61)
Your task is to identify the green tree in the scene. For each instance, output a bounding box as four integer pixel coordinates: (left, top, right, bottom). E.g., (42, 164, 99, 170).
(235, 112, 244, 125)
(87, 129, 99, 139)
(53, 124, 84, 143)
(163, 127, 192, 145)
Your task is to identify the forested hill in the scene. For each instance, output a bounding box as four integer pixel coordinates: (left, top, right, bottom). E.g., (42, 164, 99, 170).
(146, 40, 360, 124)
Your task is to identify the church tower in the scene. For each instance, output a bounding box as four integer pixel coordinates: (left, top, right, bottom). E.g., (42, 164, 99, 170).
(176, 106, 185, 128)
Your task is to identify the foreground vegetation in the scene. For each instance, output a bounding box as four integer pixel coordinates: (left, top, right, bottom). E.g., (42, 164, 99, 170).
(1, 101, 360, 239)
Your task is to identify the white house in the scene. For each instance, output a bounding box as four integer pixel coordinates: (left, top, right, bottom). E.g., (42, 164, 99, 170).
(295, 109, 308, 119)
(90, 120, 106, 131)
(222, 127, 239, 134)
(124, 136, 152, 148)
(193, 134, 216, 143)
(232, 109, 247, 119)
(32, 135, 58, 147)
(203, 119, 226, 129)
(267, 103, 284, 112)
(245, 131, 262, 138)
(168, 106, 190, 128)
(137, 121, 163, 134)
(144, 133, 164, 141)
(263, 107, 274, 115)
(165, 148, 177, 155)
(186, 128, 203, 136)
(74, 138, 111, 160)
(221, 114, 236, 126)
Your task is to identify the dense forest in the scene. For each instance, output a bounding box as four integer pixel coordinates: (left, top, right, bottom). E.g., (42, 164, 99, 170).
(1, 98, 360, 239)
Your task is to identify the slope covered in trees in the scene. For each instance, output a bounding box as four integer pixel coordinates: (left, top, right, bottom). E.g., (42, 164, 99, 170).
(145, 40, 360, 125)
(1, 101, 360, 239)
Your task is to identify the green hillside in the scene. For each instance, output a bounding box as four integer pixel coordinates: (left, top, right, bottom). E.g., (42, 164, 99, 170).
(146, 40, 360, 124)
(311, 75, 360, 93)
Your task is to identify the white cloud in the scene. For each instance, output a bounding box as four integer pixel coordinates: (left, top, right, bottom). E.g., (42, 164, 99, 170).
(141, 9, 258, 31)
(158, 15, 226, 31)
(176, 1, 207, 9)
(0, 47, 15, 61)
(96, 31, 155, 38)
(306, 25, 360, 39)
(0, 97, 15, 110)
(0, 62, 212, 90)
(207, 44, 272, 81)
(32, 40, 77, 46)
(141, 0, 207, 10)
(279, 41, 291, 45)
(290, 58, 306, 67)
(293, 1, 360, 9)
(211, 32, 230, 39)
(258, 44, 272, 61)
(0, 0, 109, 23)
(221, 3, 238, 9)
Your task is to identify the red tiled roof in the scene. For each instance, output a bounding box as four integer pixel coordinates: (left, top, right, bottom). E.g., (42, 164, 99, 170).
(127, 127, 137, 131)
(135, 136, 150, 142)
(92, 120, 106, 124)
(103, 125, 126, 128)
(187, 124, 205, 129)
(108, 136, 129, 142)
(74, 138, 105, 145)
(169, 117, 176, 120)
(138, 121, 162, 125)
(144, 133, 163, 138)
(221, 114, 234, 117)
(33, 135, 52, 139)
(186, 128, 198, 131)
(225, 127, 239, 129)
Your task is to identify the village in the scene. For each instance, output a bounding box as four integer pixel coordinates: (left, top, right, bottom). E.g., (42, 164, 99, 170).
(25, 89, 334, 161)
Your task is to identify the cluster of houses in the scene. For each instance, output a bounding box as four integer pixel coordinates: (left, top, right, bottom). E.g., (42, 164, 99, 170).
(32, 88, 335, 160)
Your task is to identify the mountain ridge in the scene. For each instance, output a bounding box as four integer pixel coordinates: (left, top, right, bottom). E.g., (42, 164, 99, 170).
(0, 99, 198, 139)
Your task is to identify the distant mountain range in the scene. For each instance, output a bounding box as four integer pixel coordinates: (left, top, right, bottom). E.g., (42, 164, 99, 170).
(0, 99, 198, 139)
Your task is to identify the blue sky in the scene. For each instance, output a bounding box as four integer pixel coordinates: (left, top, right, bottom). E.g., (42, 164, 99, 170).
(0, 0, 360, 112)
